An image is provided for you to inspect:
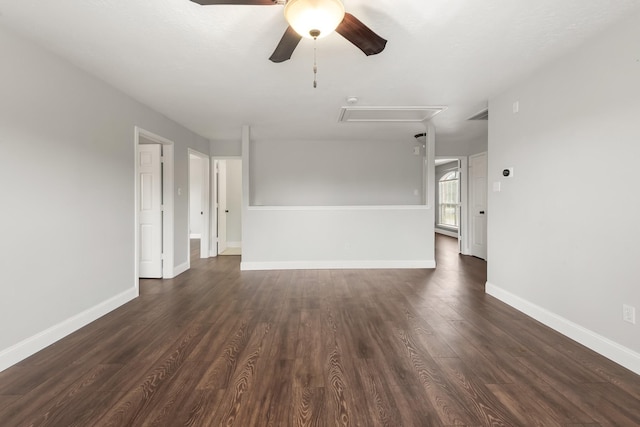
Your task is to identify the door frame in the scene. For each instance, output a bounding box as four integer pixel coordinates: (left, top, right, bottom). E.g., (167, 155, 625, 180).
(134, 127, 174, 285)
(211, 156, 242, 257)
(434, 156, 469, 255)
(188, 149, 211, 262)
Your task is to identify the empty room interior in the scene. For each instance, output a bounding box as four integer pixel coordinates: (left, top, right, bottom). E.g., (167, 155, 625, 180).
(1, 0, 639, 425)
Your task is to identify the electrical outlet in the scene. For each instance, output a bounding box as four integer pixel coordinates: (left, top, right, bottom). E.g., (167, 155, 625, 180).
(623, 304, 636, 324)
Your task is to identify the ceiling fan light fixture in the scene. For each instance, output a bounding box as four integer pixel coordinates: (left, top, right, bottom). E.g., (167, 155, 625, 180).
(284, 0, 345, 39)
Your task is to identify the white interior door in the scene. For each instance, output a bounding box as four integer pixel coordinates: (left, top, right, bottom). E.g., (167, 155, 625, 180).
(217, 160, 228, 255)
(198, 155, 210, 259)
(469, 152, 487, 260)
(138, 144, 163, 278)
(189, 150, 210, 259)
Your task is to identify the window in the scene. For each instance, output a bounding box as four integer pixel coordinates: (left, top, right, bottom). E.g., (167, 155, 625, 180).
(438, 170, 459, 228)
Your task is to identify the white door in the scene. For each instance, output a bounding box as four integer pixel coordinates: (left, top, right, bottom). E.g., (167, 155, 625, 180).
(217, 160, 228, 255)
(189, 151, 211, 259)
(469, 152, 487, 260)
(138, 144, 163, 278)
(189, 155, 203, 239)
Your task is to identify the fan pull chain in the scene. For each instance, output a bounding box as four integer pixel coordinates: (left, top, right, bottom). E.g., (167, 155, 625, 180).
(309, 29, 321, 88)
(313, 36, 318, 88)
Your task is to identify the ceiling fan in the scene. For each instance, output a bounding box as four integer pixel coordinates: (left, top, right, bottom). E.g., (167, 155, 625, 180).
(190, 0, 387, 63)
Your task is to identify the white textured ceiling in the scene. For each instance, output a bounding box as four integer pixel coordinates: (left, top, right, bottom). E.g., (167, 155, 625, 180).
(0, 0, 639, 143)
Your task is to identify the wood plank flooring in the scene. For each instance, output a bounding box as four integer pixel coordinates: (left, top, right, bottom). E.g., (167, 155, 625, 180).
(1, 235, 640, 426)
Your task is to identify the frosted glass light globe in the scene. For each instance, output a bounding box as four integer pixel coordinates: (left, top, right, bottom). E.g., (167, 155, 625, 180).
(284, 0, 345, 39)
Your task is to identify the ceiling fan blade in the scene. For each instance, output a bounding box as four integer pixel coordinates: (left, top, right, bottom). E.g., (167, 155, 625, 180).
(190, 0, 276, 5)
(269, 27, 302, 63)
(336, 13, 387, 56)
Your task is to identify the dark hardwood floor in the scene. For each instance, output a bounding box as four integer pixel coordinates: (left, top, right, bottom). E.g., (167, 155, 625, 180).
(1, 235, 640, 426)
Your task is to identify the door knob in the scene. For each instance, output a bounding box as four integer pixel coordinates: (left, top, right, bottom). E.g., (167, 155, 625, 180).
(479, 211, 485, 214)
(225, 210, 229, 213)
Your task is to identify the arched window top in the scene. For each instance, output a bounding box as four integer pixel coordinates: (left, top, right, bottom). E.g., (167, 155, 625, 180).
(440, 171, 459, 182)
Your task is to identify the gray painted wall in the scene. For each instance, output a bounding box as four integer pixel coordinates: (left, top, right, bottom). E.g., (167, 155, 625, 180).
(189, 155, 203, 236)
(249, 139, 425, 206)
(436, 132, 487, 157)
(487, 12, 640, 367)
(211, 139, 242, 157)
(225, 159, 243, 245)
(240, 128, 436, 270)
(0, 26, 208, 367)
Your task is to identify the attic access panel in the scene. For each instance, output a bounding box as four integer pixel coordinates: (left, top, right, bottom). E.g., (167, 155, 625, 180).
(338, 106, 446, 123)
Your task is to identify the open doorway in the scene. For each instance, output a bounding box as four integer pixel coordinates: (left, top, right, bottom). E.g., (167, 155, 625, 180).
(434, 156, 469, 255)
(213, 158, 242, 256)
(188, 150, 210, 262)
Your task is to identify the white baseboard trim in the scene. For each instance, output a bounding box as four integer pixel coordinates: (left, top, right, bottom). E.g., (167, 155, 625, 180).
(240, 259, 436, 271)
(189, 233, 201, 239)
(172, 261, 189, 278)
(226, 241, 242, 248)
(435, 228, 458, 238)
(486, 282, 640, 375)
(0, 288, 137, 373)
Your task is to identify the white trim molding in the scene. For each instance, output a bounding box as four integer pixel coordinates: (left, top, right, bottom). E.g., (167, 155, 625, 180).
(241, 260, 436, 271)
(172, 261, 190, 278)
(486, 282, 640, 376)
(0, 288, 137, 373)
(248, 205, 432, 211)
